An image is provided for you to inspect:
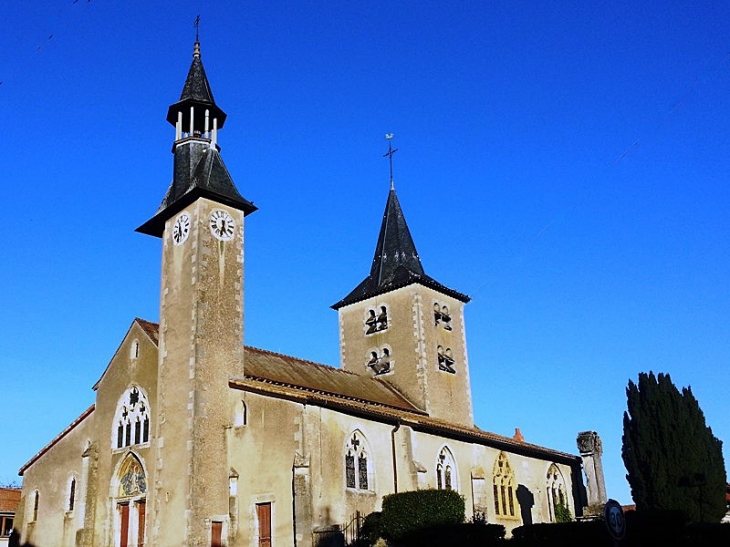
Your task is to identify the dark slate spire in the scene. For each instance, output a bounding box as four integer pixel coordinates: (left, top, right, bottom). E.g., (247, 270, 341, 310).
(370, 187, 425, 283)
(332, 187, 469, 309)
(137, 41, 256, 237)
(165, 41, 226, 132)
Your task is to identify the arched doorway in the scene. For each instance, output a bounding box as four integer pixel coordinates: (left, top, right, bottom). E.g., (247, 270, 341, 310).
(113, 453, 147, 547)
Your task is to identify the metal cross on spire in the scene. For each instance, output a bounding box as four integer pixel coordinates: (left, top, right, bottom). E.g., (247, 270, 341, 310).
(383, 133, 398, 189)
(194, 15, 201, 42)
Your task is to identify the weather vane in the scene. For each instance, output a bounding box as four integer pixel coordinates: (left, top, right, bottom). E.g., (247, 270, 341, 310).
(194, 15, 201, 42)
(383, 133, 398, 188)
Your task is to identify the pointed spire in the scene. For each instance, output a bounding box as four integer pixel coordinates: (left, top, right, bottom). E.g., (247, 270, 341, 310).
(332, 185, 469, 309)
(369, 187, 425, 284)
(137, 41, 256, 237)
(165, 40, 227, 132)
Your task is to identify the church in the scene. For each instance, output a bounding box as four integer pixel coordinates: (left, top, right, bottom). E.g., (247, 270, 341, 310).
(15, 41, 591, 547)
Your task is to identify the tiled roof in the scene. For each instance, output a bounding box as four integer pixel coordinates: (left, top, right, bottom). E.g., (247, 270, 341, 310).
(230, 375, 578, 463)
(135, 317, 159, 344)
(140, 320, 578, 461)
(23, 319, 579, 474)
(332, 187, 469, 309)
(242, 346, 423, 413)
(0, 488, 21, 513)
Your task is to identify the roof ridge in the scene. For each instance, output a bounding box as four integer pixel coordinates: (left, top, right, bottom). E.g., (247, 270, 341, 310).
(233, 376, 426, 415)
(244, 345, 361, 377)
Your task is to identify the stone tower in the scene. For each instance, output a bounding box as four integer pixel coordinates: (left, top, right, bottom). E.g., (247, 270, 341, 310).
(332, 182, 473, 426)
(137, 41, 256, 546)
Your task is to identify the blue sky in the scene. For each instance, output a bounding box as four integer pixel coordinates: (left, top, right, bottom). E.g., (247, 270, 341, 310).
(1, 1, 728, 506)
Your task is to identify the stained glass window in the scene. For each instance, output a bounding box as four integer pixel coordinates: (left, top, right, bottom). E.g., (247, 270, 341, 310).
(112, 386, 151, 449)
(345, 454, 356, 488)
(358, 456, 369, 490)
(345, 432, 371, 490)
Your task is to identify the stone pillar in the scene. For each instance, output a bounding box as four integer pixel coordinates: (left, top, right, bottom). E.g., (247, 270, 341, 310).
(292, 453, 313, 547)
(577, 431, 607, 507)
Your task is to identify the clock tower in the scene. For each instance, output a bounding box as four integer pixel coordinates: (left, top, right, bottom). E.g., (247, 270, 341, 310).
(137, 40, 256, 546)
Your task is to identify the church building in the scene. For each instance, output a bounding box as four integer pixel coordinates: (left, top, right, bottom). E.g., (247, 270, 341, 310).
(16, 41, 588, 547)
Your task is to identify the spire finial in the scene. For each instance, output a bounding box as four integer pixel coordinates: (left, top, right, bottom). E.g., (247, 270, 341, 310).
(383, 133, 398, 189)
(193, 15, 201, 58)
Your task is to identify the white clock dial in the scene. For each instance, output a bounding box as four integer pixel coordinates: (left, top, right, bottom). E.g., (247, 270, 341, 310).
(209, 209, 235, 241)
(172, 212, 191, 246)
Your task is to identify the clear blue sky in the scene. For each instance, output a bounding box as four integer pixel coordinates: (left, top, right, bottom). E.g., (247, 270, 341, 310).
(1, 1, 728, 506)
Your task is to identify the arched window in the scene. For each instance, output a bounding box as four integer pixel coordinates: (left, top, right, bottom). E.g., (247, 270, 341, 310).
(112, 386, 151, 449)
(68, 476, 76, 512)
(345, 431, 372, 491)
(546, 464, 568, 522)
(433, 302, 452, 330)
(492, 452, 518, 518)
(365, 305, 389, 334)
(366, 346, 393, 376)
(436, 446, 457, 491)
(234, 400, 247, 427)
(130, 339, 140, 360)
(31, 490, 39, 522)
(437, 345, 456, 374)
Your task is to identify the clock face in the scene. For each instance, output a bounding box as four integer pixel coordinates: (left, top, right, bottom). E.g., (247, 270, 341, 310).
(209, 209, 235, 241)
(172, 212, 191, 246)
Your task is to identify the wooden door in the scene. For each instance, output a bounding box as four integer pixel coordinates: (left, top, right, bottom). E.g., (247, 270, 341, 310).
(211, 521, 223, 547)
(119, 503, 130, 547)
(257, 503, 272, 547)
(136, 500, 146, 547)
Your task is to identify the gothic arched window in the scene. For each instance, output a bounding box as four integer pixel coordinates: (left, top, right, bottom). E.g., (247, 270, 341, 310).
(493, 452, 518, 518)
(546, 464, 568, 522)
(436, 446, 457, 491)
(345, 431, 372, 491)
(112, 386, 151, 449)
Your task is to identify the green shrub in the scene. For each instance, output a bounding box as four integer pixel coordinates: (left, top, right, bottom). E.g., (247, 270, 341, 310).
(357, 511, 383, 546)
(380, 489, 465, 541)
(554, 501, 573, 523)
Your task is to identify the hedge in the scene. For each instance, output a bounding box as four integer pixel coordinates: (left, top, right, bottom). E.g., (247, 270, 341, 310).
(380, 489, 465, 541)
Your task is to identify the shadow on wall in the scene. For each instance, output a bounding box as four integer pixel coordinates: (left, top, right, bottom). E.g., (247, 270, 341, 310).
(9, 529, 33, 547)
(516, 484, 534, 526)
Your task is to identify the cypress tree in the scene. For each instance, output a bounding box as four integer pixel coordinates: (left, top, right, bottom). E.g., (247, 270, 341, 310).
(622, 372, 726, 523)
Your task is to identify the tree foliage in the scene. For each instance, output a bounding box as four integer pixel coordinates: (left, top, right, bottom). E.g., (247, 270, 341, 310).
(622, 371, 726, 523)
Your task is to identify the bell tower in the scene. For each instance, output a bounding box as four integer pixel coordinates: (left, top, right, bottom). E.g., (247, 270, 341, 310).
(332, 143, 473, 427)
(137, 40, 256, 546)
